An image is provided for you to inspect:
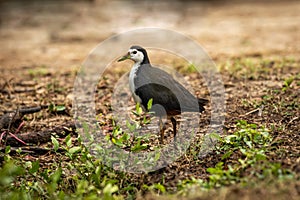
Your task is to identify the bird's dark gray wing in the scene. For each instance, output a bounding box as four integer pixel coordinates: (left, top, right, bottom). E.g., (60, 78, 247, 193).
(135, 64, 207, 113)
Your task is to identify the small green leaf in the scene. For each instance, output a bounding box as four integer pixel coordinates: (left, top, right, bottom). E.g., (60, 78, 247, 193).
(224, 135, 238, 143)
(0, 162, 24, 186)
(56, 105, 66, 111)
(113, 139, 124, 147)
(215, 162, 224, 169)
(154, 151, 160, 162)
(48, 103, 66, 112)
(51, 136, 59, 152)
(143, 116, 151, 124)
(153, 183, 166, 193)
(48, 103, 55, 112)
(51, 168, 62, 183)
(207, 167, 218, 174)
(221, 151, 233, 160)
(147, 98, 153, 110)
(5, 146, 11, 154)
(248, 123, 257, 129)
(29, 161, 40, 174)
(65, 134, 72, 147)
(237, 120, 249, 129)
(244, 140, 252, 148)
(68, 146, 81, 154)
(121, 133, 130, 141)
(131, 139, 148, 152)
(16, 148, 22, 154)
(103, 183, 118, 196)
(255, 152, 266, 161)
(283, 76, 294, 88)
(134, 102, 143, 116)
(126, 121, 136, 132)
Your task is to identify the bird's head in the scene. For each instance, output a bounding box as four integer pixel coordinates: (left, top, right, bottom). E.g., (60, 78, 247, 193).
(118, 46, 149, 64)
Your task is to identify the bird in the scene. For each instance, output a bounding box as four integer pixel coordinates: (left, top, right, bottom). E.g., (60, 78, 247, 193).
(118, 45, 208, 144)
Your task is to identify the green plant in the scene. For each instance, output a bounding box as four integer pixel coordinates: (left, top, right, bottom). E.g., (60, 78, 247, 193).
(176, 120, 295, 194)
(207, 162, 239, 187)
(48, 103, 66, 113)
(28, 65, 49, 77)
(143, 183, 166, 194)
(106, 99, 155, 152)
(282, 76, 294, 91)
(208, 120, 293, 186)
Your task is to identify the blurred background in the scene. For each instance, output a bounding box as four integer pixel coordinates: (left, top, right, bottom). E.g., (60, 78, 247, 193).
(0, 0, 299, 68)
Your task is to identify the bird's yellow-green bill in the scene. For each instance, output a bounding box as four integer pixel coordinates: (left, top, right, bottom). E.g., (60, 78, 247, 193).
(118, 54, 130, 62)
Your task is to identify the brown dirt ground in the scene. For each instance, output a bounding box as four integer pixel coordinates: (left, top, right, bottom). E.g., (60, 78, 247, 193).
(0, 0, 299, 199)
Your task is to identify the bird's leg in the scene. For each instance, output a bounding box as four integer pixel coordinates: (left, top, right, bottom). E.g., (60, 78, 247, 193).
(158, 116, 166, 144)
(170, 117, 177, 142)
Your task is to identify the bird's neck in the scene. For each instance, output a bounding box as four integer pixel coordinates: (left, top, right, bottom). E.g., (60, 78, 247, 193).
(133, 55, 150, 70)
(141, 56, 150, 65)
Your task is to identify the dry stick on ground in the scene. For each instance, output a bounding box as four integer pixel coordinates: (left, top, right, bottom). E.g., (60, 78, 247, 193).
(243, 105, 264, 117)
(0, 146, 67, 155)
(0, 106, 76, 148)
(0, 106, 44, 147)
(5, 122, 77, 147)
(0, 107, 43, 130)
(1, 107, 22, 146)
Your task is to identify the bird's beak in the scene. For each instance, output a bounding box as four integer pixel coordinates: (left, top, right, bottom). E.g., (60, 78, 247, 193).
(118, 53, 130, 62)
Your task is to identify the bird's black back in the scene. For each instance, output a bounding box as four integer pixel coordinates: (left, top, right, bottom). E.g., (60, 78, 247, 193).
(134, 64, 207, 116)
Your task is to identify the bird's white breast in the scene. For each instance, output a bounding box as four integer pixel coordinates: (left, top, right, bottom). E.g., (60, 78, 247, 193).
(129, 62, 142, 103)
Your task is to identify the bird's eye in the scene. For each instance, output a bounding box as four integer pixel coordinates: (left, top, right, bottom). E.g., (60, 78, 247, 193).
(132, 50, 137, 54)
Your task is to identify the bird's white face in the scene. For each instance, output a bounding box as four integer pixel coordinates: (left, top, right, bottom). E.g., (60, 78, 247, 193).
(128, 48, 144, 64)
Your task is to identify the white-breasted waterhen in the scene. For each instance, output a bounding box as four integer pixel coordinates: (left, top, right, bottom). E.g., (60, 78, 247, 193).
(118, 45, 208, 144)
